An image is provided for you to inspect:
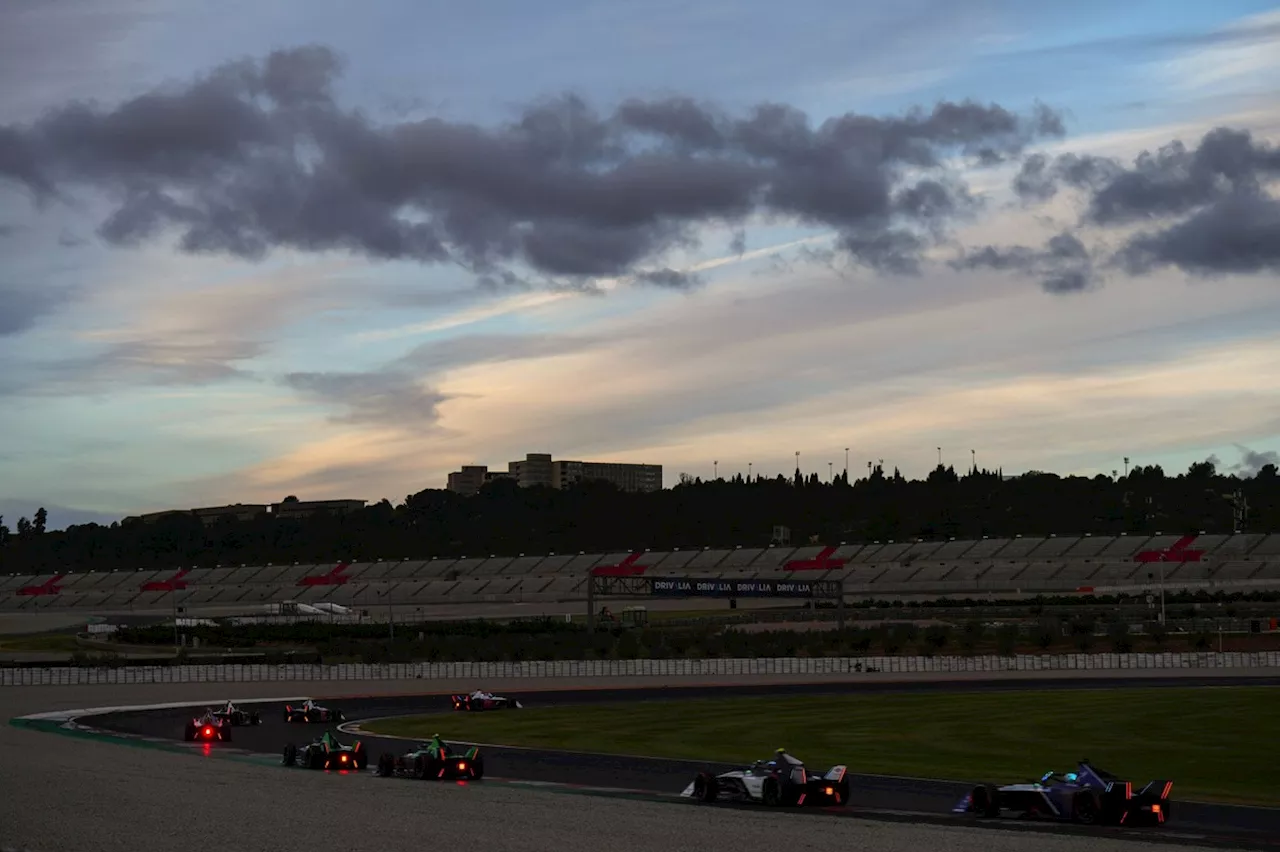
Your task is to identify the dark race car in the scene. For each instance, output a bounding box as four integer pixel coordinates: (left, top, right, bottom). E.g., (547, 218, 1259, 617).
(283, 699, 346, 724)
(954, 760, 1173, 826)
(376, 734, 485, 781)
(211, 701, 262, 727)
(451, 690, 523, 711)
(282, 731, 367, 771)
(184, 709, 233, 743)
(682, 749, 849, 807)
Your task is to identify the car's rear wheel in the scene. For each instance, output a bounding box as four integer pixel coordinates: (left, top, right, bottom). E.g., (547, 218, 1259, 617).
(413, 754, 429, 780)
(308, 749, 326, 770)
(282, 744, 297, 766)
(1074, 792, 1102, 825)
(762, 777, 782, 807)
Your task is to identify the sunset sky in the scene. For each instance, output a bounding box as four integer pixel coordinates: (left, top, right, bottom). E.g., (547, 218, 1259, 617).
(2, 0, 1279, 528)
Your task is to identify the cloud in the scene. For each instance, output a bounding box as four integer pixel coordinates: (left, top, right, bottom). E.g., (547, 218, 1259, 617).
(0, 282, 78, 336)
(281, 370, 448, 426)
(1231, 444, 1279, 476)
(396, 332, 607, 375)
(1015, 126, 1280, 280)
(1117, 194, 1280, 276)
(951, 232, 1100, 294)
(0, 44, 1064, 290)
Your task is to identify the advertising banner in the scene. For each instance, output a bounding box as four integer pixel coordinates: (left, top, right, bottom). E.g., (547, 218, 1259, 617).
(649, 577, 817, 598)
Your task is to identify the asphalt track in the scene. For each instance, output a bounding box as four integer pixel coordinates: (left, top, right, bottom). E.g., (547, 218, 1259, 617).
(87, 675, 1280, 849)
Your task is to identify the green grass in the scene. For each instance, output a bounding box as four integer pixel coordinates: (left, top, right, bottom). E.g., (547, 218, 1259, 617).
(365, 687, 1280, 806)
(0, 632, 81, 652)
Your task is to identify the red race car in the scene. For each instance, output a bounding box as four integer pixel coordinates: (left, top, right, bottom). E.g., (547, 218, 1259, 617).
(184, 709, 233, 742)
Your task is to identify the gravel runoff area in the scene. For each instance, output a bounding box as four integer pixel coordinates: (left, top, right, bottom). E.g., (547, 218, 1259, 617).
(3, 672, 1269, 852)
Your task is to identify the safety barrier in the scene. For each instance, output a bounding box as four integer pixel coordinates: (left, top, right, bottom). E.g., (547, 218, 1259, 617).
(3, 651, 1278, 686)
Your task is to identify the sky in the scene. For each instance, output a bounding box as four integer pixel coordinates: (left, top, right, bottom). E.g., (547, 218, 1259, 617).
(2, 0, 1280, 529)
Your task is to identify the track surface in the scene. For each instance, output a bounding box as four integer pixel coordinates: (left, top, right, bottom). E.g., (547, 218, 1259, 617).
(90, 675, 1280, 847)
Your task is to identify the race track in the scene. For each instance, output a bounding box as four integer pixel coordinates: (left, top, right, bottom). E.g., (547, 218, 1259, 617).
(81, 675, 1280, 849)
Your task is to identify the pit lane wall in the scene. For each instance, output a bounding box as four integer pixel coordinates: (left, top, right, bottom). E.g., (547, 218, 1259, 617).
(3, 651, 1278, 686)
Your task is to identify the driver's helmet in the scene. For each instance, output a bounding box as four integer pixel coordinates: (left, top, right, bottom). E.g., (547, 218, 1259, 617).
(1064, 772, 1079, 783)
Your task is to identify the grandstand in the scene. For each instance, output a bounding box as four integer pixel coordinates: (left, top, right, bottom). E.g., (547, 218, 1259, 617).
(4, 533, 1280, 615)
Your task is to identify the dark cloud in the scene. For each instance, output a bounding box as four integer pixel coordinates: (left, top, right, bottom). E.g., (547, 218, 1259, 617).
(1016, 127, 1280, 281)
(282, 370, 448, 426)
(952, 231, 1099, 294)
(0, 282, 77, 335)
(1012, 152, 1123, 203)
(634, 268, 702, 289)
(728, 228, 746, 257)
(1086, 128, 1280, 226)
(1116, 194, 1280, 276)
(1231, 445, 1280, 477)
(0, 45, 1063, 288)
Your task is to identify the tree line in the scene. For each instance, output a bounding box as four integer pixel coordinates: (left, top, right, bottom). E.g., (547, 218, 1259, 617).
(1, 460, 1277, 574)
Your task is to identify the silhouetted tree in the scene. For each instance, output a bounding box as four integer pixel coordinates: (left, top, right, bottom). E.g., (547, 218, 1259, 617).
(0, 456, 1277, 573)
(33, 507, 47, 535)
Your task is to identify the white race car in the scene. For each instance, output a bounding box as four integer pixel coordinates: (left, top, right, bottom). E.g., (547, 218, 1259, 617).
(682, 750, 849, 807)
(451, 690, 523, 711)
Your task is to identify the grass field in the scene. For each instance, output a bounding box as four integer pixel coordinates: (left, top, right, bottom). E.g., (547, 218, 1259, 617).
(365, 687, 1280, 806)
(0, 632, 81, 653)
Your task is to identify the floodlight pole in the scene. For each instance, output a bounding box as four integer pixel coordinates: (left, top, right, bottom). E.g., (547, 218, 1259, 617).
(1159, 559, 1166, 626)
(586, 573, 595, 631)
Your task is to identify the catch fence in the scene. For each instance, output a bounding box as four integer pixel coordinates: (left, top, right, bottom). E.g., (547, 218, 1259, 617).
(4, 651, 1278, 686)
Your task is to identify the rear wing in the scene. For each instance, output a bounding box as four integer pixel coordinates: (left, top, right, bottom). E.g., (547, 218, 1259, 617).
(822, 765, 847, 782)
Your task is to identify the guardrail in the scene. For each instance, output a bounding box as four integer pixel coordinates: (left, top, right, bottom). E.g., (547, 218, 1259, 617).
(3, 651, 1278, 686)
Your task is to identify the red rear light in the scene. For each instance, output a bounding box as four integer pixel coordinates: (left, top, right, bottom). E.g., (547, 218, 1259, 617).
(458, 761, 466, 770)
(340, 754, 348, 762)
(203, 727, 213, 737)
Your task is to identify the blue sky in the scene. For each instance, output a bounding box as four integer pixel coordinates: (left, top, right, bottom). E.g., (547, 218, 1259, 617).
(2, 0, 1279, 528)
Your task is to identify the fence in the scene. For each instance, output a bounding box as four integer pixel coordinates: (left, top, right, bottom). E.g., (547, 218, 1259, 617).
(3, 651, 1278, 686)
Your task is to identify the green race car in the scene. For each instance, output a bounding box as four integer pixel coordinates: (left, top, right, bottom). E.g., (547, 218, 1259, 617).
(376, 734, 485, 780)
(282, 730, 367, 771)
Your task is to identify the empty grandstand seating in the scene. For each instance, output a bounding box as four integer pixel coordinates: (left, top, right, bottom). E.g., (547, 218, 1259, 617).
(4, 533, 1280, 614)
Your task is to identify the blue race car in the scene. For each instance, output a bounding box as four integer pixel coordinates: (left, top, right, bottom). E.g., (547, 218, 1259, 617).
(954, 759, 1173, 826)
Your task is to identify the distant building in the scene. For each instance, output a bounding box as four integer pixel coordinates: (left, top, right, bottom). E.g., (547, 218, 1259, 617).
(553, 459, 662, 493)
(447, 466, 489, 496)
(192, 504, 269, 525)
(123, 509, 190, 525)
(270, 498, 366, 519)
(508, 453, 555, 488)
(125, 499, 364, 526)
(447, 453, 662, 494)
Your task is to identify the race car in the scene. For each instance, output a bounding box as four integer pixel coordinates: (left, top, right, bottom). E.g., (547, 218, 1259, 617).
(682, 749, 849, 807)
(183, 710, 233, 743)
(282, 731, 367, 771)
(376, 734, 485, 780)
(283, 699, 346, 723)
(451, 690, 523, 711)
(954, 760, 1173, 826)
(210, 701, 262, 726)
